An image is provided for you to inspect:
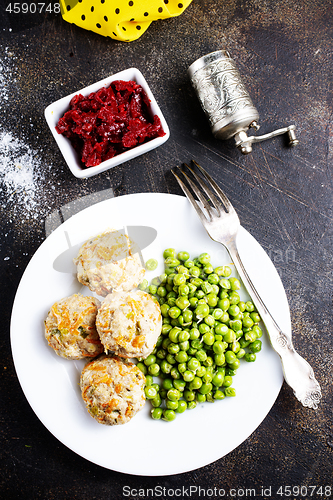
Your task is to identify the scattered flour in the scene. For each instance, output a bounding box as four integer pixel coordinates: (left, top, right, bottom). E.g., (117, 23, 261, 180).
(0, 46, 53, 223)
(0, 130, 51, 220)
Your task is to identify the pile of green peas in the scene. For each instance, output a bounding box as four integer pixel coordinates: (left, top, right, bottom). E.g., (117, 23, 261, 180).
(137, 249, 263, 422)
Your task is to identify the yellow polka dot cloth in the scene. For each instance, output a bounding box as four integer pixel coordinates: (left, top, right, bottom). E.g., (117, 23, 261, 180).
(60, 0, 192, 42)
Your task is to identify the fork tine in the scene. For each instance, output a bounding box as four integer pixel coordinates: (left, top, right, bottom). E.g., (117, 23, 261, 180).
(191, 160, 235, 213)
(180, 164, 217, 221)
(183, 162, 224, 215)
(171, 168, 210, 225)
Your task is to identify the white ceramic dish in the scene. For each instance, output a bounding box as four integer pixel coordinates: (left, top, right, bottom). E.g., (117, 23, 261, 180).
(44, 68, 170, 179)
(10, 193, 286, 476)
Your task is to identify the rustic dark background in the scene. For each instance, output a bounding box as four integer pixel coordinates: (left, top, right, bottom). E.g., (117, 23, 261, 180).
(0, 0, 332, 498)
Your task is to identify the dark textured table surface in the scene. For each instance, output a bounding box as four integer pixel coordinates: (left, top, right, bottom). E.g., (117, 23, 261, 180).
(0, 1, 332, 498)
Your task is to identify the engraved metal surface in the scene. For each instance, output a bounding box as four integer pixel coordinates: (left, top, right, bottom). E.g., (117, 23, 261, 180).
(189, 51, 259, 138)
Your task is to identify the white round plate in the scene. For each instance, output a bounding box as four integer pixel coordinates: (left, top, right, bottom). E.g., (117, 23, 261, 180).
(10, 193, 286, 476)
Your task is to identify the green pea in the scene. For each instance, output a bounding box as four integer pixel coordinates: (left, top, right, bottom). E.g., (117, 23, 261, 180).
(148, 363, 160, 376)
(173, 273, 187, 286)
(138, 279, 148, 291)
(196, 393, 206, 403)
(214, 390, 225, 400)
(189, 297, 198, 309)
(187, 401, 197, 410)
(184, 259, 195, 268)
(168, 343, 180, 355)
(182, 309, 193, 324)
(225, 350, 237, 364)
(230, 341, 240, 353)
(188, 377, 202, 391)
(164, 257, 180, 268)
(151, 394, 162, 407)
(206, 293, 218, 307)
(183, 370, 195, 382)
(175, 296, 190, 310)
(157, 286, 167, 297)
(163, 248, 176, 259)
(175, 351, 188, 363)
(156, 348, 167, 360)
(151, 407, 163, 419)
(223, 375, 233, 387)
(170, 367, 181, 379)
(245, 330, 257, 343)
(212, 372, 224, 387)
(198, 323, 210, 335)
(203, 356, 214, 367)
(198, 253, 211, 265)
(249, 340, 262, 353)
(168, 306, 181, 319)
(146, 258, 158, 271)
(214, 322, 229, 335)
(211, 308, 223, 321)
(195, 349, 207, 362)
(136, 362, 147, 375)
(203, 371, 213, 383)
(223, 329, 236, 343)
(242, 316, 254, 328)
(228, 358, 240, 370)
(245, 301, 255, 312)
(196, 365, 206, 378)
(194, 303, 210, 319)
(228, 291, 240, 305)
(250, 312, 261, 323)
(252, 325, 263, 338)
(229, 319, 242, 331)
(220, 312, 230, 323)
(228, 305, 240, 317)
(178, 283, 189, 296)
(245, 352, 256, 362)
(204, 314, 215, 327)
(160, 360, 172, 374)
(202, 332, 215, 346)
(236, 348, 246, 359)
(189, 328, 200, 340)
(229, 277, 241, 290)
(162, 409, 176, 421)
(145, 375, 154, 386)
(213, 341, 225, 354)
(187, 357, 201, 371)
(220, 278, 231, 289)
(184, 389, 195, 401)
(144, 354, 156, 366)
(179, 340, 190, 351)
(214, 353, 225, 366)
(149, 284, 157, 295)
(161, 323, 172, 335)
(215, 265, 232, 277)
(162, 378, 173, 390)
(178, 362, 187, 373)
(145, 386, 157, 399)
(167, 388, 181, 401)
(173, 379, 186, 392)
(225, 368, 237, 377)
(189, 266, 201, 278)
(225, 387, 236, 397)
(177, 251, 190, 261)
(238, 301, 246, 312)
(199, 382, 213, 395)
(176, 400, 187, 413)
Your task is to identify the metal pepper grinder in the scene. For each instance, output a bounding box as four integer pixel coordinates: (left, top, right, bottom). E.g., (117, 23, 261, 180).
(188, 50, 299, 154)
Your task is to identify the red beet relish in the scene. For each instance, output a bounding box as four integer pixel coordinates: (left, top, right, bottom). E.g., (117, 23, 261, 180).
(55, 80, 166, 168)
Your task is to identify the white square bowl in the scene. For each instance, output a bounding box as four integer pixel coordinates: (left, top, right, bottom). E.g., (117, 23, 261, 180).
(44, 68, 170, 179)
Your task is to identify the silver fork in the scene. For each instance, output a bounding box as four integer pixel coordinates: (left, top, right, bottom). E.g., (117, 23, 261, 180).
(172, 160, 321, 409)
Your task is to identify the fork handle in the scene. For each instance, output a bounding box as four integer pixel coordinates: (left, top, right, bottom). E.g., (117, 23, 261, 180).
(227, 242, 322, 409)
